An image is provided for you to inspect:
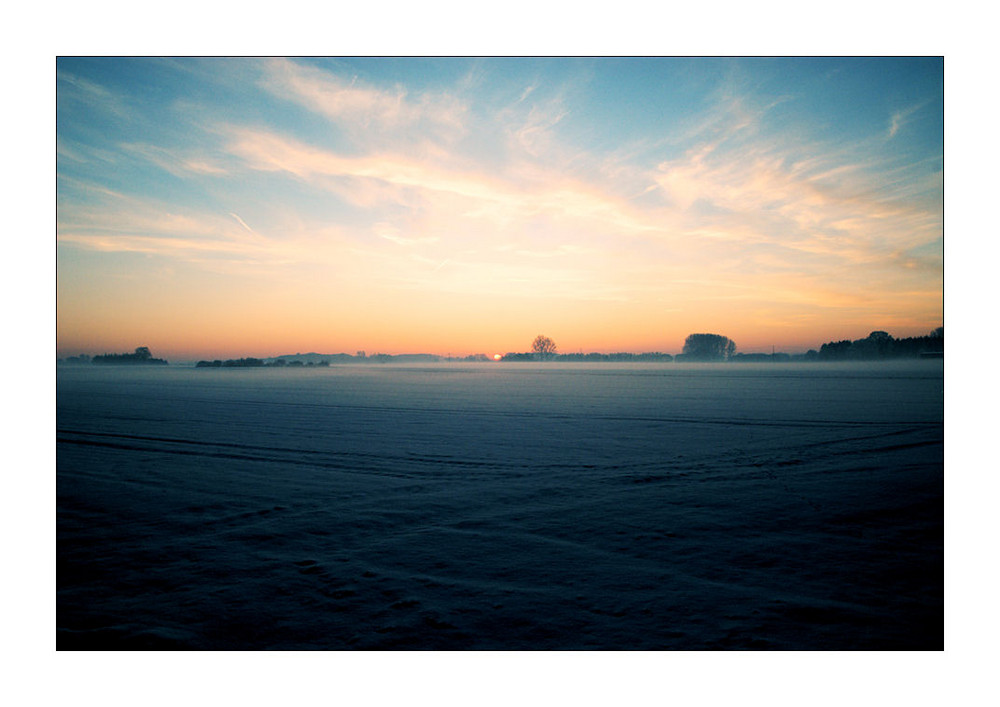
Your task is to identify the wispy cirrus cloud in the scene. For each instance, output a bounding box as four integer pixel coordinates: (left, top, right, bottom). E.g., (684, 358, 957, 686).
(57, 70, 133, 120)
(64, 66, 940, 316)
(888, 102, 928, 139)
(647, 96, 942, 272)
(57, 182, 280, 265)
(506, 97, 570, 158)
(121, 142, 229, 177)
(216, 66, 943, 311)
(260, 58, 468, 140)
(225, 126, 660, 238)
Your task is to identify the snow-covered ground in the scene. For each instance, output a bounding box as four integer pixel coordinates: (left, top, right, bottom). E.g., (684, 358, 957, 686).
(57, 361, 943, 649)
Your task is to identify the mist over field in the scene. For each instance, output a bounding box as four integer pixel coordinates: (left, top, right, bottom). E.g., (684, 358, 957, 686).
(57, 361, 943, 650)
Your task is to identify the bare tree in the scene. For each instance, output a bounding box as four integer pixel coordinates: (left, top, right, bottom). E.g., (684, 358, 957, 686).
(531, 335, 558, 360)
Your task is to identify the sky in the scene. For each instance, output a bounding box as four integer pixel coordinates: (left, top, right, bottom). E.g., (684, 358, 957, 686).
(56, 57, 943, 359)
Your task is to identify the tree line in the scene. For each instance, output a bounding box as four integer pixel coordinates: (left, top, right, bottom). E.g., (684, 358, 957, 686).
(59, 328, 945, 368)
(501, 330, 943, 363)
(816, 328, 943, 361)
(195, 358, 331, 368)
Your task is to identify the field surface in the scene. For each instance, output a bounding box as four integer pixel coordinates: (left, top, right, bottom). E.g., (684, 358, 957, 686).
(57, 361, 943, 649)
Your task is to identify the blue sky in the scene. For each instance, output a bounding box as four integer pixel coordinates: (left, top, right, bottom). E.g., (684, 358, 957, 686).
(56, 57, 942, 358)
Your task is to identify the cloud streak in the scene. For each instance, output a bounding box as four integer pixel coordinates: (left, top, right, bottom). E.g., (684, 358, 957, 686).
(260, 58, 468, 141)
(230, 212, 255, 234)
(888, 102, 928, 139)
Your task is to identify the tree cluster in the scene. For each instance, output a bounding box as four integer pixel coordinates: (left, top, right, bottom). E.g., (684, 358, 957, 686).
(676, 334, 736, 362)
(818, 329, 943, 361)
(196, 357, 265, 368)
(444, 354, 492, 362)
(92, 346, 168, 365)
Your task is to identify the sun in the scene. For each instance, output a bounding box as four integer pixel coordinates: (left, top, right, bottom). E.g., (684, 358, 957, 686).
(493, 354, 502, 361)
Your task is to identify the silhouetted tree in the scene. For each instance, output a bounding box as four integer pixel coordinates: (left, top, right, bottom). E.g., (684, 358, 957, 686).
(531, 335, 558, 360)
(681, 333, 736, 362)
